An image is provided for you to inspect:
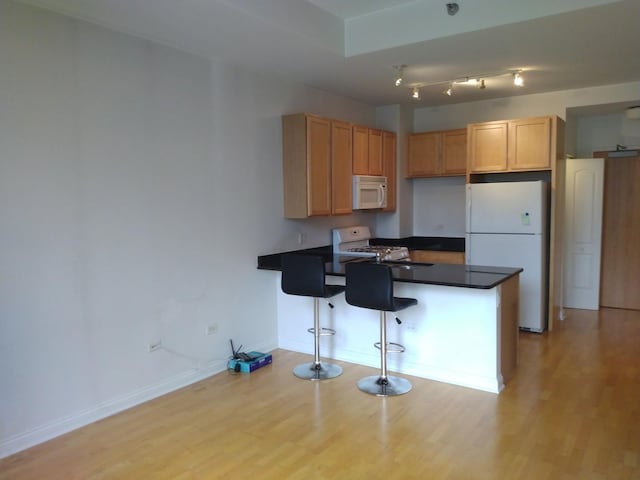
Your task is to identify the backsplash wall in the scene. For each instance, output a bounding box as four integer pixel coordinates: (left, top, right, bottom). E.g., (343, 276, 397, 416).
(412, 176, 466, 237)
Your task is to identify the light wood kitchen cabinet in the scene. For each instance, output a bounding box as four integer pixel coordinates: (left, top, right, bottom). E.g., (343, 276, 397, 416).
(331, 120, 354, 215)
(467, 121, 508, 173)
(353, 125, 368, 175)
(381, 130, 396, 212)
(368, 128, 383, 175)
(467, 116, 555, 175)
(411, 250, 465, 264)
(508, 116, 552, 170)
(353, 125, 383, 176)
(407, 128, 467, 177)
(282, 113, 352, 218)
(408, 131, 438, 176)
(442, 129, 467, 175)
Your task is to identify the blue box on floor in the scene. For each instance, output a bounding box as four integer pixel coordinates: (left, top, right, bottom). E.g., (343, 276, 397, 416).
(227, 351, 272, 373)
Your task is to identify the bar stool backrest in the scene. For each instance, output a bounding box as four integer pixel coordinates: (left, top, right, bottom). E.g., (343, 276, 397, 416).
(281, 254, 326, 298)
(345, 262, 395, 311)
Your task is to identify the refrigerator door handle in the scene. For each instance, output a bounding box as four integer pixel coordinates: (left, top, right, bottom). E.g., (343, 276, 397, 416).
(465, 233, 471, 265)
(465, 184, 472, 234)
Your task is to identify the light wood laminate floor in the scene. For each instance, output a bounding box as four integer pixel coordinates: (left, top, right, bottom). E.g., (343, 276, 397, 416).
(1, 308, 639, 479)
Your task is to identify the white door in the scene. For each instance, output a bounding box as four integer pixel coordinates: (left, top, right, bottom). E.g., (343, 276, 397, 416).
(563, 158, 604, 310)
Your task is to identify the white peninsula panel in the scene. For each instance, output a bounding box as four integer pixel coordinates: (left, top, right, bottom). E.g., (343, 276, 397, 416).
(276, 272, 518, 393)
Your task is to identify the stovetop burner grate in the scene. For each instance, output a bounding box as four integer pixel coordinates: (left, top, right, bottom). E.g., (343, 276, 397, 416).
(332, 226, 409, 261)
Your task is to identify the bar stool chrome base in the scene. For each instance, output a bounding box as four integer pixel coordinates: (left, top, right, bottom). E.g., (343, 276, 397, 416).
(293, 361, 343, 381)
(357, 375, 412, 396)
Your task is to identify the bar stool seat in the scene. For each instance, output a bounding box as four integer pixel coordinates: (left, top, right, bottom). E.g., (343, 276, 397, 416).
(345, 261, 417, 396)
(281, 253, 345, 380)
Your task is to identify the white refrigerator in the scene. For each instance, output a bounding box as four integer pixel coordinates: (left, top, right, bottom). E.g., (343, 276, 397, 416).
(465, 181, 549, 332)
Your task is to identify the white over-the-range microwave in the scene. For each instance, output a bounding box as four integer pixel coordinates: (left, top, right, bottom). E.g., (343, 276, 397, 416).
(353, 175, 387, 210)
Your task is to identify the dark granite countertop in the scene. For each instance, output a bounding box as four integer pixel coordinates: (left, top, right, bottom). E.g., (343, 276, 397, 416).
(257, 246, 520, 290)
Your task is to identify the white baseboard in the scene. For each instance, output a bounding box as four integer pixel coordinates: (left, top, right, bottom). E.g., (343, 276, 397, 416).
(276, 339, 501, 393)
(1, 340, 277, 459)
(0, 359, 229, 459)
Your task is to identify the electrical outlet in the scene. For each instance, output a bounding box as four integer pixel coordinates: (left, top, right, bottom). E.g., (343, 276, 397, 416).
(206, 323, 218, 336)
(148, 341, 162, 352)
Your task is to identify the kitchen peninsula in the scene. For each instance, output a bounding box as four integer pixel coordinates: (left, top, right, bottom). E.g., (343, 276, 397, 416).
(258, 250, 521, 393)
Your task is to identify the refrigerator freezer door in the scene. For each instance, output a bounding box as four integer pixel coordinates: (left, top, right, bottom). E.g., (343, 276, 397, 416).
(466, 181, 547, 234)
(467, 233, 547, 332)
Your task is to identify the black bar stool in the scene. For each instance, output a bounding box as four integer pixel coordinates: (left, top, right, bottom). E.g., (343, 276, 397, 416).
(345, 261, 417, 396)
(281, 253, 345, 380)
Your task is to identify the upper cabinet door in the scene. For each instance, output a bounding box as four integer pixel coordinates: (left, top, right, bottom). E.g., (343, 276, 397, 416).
(352, 125, 369, 175)
(441, 129, 467, 175)
(407, 132, 440, 176)
(353, 125, 383, 176)
(368, 129, 383, 176)
(282, 113, 322, 218)
(331, 120, 353, 215)
(408, 129, 467, 178)
(468, 121, 508, 173)
(508, 117, 552, 170)
(306, 115, 332, 216)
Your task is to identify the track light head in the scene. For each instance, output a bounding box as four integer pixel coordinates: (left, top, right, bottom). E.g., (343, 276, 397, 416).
(393, 65, 406, 87)
(412, 87, 420, 100)
(513, 72, 524, 87)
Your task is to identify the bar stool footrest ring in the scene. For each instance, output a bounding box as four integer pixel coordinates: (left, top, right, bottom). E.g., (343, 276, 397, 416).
(307, 327, 336, 336)
(374, 341, 405, 353)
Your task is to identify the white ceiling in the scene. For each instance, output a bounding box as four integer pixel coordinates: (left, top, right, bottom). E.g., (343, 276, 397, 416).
(18, 0, 640, 108)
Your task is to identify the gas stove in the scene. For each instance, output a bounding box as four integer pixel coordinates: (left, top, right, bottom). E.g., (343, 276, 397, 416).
(332, 226, 409, 262)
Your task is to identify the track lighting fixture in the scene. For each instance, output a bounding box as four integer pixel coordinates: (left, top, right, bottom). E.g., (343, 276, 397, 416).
(392, 67, 527, 101)
(454, 77, 478, 86)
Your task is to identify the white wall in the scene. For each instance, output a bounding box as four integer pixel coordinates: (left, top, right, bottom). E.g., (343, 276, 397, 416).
(410, 82, 640, 237)
(0, 0, 377, 457)
(412, 176, 466, 237)
(375, 104, 414, 238)
(574, 113, 640, 157)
